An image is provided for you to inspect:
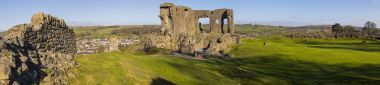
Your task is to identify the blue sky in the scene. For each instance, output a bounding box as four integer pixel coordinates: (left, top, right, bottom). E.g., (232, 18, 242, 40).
(1, 0, 380, 31)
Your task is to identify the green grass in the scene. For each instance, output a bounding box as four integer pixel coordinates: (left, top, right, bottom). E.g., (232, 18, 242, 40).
(69, 51, 238, 85)
(69, 38, 380, 85)
(73, 26, 135, 38)
(234, 24, 286, 34)
(233, 38, 380, 64)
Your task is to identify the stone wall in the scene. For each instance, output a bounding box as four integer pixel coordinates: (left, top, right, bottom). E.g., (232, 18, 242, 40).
(144, 3, 239, 57)
(0, 13, 76, 85)
(109, 38, 120, 51)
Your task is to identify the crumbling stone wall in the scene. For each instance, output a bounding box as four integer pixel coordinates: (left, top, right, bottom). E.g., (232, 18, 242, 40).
(109, 38, 120, 51)
(144, 3, 239, 57)
(0, 13, 76, 85)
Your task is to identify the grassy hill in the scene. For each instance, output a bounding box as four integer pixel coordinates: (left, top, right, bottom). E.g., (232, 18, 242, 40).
(73, 25, 134, 38)
(234, 24, 286, 35)
(69, 37, 380, 85)
(72, 25, 160, 39)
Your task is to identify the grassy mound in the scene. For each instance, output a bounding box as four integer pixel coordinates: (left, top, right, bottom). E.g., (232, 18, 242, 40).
(69, 38, 380, 85)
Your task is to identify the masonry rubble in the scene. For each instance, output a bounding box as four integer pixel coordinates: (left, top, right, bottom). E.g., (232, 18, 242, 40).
(0, 13, 76, 85)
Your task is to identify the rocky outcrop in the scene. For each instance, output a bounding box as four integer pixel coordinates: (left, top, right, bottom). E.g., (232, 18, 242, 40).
(144, 3, 239, 57)
(0, 13, 76, 85)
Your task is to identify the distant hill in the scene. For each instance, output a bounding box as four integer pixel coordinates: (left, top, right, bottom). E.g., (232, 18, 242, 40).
(288, 25, 362, 30)
(72, 25, 160, 39)
(70, 24, 373, 39)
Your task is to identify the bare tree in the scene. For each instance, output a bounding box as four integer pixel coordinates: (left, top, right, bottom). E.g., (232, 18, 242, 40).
(363, 21, 377, 38)
(364, 21, 377, 29)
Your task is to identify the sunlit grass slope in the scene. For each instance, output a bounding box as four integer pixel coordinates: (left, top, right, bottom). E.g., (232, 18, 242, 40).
(233, 38, 380, 64)
(70, 38, 380, 85)
(69, 52, 239, 85)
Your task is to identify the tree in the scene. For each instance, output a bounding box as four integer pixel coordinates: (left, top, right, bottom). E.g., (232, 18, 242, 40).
(364, 21, 377, 29)
(363, 21, 377, 38)
(332, 23, 343, 38)
(332, 23, 342, 33)
(343, 25, 360, 38)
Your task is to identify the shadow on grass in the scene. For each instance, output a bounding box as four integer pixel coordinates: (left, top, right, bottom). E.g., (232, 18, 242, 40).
(308, 45, 380, 52)
(296, 41, 380, 52)
(162, 59, 238, 84)
(167, 55, 380, 84)
(304, 42, 379, 45)
(151, 77, 176, 85)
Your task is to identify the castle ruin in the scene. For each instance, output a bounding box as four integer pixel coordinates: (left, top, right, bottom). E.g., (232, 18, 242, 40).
(144, 3, 239, 57)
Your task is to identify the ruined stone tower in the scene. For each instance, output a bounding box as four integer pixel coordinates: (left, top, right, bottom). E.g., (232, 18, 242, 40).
(109, 38, 119, 51)
(0, 13, 76, 85)
(144, 3, 239, 57)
